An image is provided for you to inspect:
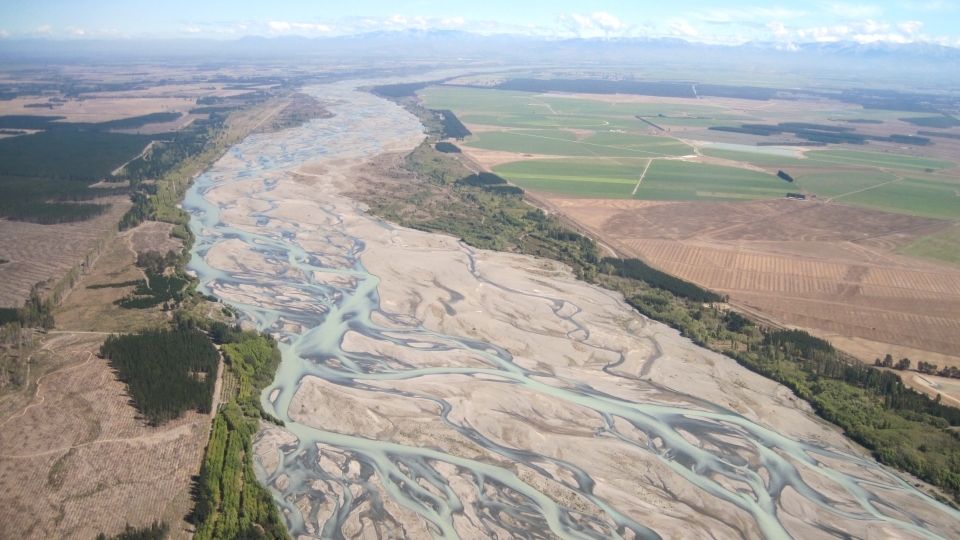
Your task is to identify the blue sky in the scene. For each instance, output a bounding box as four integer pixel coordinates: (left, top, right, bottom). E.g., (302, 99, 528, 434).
(2, 1, 958, 46)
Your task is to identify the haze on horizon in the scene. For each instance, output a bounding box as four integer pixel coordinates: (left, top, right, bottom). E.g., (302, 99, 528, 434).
(3, 0, 960, 47)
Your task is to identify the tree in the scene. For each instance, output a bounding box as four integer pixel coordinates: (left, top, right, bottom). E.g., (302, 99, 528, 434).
(895, 358, 911, 371)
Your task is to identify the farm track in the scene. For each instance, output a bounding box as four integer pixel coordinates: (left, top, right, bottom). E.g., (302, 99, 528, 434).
(0, 333, 208, 540)
(537, 195, 960, 374)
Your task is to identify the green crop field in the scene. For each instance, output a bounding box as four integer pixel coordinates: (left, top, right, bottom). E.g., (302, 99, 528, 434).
(897, 224, 960, 267)
(424, 84, 960, 219)
(635, 160, 791, 201)
(418, 86, 749, 132)
(493, 158, 789, 201)
(833, 176, 960, 219)
(465, 130, 692, 158)
(493, 159, 640, 198)
(582, 132, 692, 156)
(458, 113, 647, 131)
(418, 86, 736, 117)
(793, 171, 898, 199)
(699, 148, 809, 167)
(805, 149, 956, 171)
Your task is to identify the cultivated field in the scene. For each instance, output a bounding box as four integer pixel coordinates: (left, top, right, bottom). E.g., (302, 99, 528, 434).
(0, 333, 209, 540)
(546, 196, 960, 369)
(421, 84, 960, 375)
(53, 222, 177, 333)
(0, 196, 131, 308)
(421, 85, 960, 218)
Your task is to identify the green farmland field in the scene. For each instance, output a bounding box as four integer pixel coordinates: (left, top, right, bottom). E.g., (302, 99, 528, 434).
(493, 159, 639, 198)
(793, 171, 898, 199)
(833, 176, 960, 219)
(805, 149, 955, 171)
(418, 86, 747, 131)
(635, 160, 791, 201)
(418, 86, 737, 118)
(422, 84, 960, 218)
(494, 158, 789, 201)
(459, 113, 647, 131)
(897, 224, 960, 267)
(699, 148, 809, 167)
(465, 130, 691, 158)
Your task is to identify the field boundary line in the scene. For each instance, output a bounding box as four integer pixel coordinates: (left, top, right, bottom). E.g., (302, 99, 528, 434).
(632, 159, 654, 195)
(111, 140, 157, 176)
(827, 170, 902, 202)
(250, 100, 291, 133)
(849, 219, 960, 243)
(503, 131, 691, 158)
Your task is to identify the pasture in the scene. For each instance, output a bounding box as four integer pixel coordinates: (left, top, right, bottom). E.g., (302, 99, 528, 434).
(635, 160, 790, 201)
(466, 130, 691, 158)
(493, 159, 638, 198)
(898, 223, 960, 267)
(805, 149, 956, 171)
(418, 80, 960, 382)
(494, 158, 789, 201)
(422, 83, 960, 223)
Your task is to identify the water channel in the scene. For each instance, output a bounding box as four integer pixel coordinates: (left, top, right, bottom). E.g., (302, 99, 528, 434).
(184, 80, 960, 539)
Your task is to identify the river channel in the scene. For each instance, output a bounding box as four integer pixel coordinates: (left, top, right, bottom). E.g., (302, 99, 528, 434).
(184, 80, 960, 539)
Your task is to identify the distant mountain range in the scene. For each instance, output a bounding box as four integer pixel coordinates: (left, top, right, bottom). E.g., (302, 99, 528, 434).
(1, 30, 957, 85)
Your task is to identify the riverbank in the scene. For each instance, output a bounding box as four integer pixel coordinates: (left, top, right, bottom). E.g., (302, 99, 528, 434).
(184, 81, 960, 539)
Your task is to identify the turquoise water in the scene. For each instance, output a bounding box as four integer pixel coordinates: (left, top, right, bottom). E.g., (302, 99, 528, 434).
(183, 81, 960, 539)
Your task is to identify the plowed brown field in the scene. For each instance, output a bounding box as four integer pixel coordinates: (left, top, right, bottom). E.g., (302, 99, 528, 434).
(545, 196, 960, 367)
(0, 197, 132, 308)
(0, 333, 208, 540)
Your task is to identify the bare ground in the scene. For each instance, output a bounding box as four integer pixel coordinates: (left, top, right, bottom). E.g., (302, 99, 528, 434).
(0, 333, 208, 540)
(0, 197, 132, 308)
(53, 222, 176, 333)
(540, 195, 960, 383)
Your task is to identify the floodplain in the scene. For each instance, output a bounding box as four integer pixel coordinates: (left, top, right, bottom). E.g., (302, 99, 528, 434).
(419, 83, 960, 380)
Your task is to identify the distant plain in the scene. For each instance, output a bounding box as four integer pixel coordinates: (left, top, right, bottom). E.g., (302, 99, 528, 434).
(420, 83, 960, 371)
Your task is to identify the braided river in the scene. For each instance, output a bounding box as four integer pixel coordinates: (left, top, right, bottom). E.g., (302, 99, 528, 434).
(184, 81, 960, 539)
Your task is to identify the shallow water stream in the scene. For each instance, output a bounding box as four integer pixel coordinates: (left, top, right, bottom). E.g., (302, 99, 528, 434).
(184, 81, 960, 539)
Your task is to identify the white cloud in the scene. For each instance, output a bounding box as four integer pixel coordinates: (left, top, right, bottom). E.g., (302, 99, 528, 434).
(182, 27, 201, 34)
(700, 7, 806, 23)
(266, 20, 330, 34)
(563, 12, 630, 37)
(36, 25, 52, 34)
(670, 21, 700, 37)
(570, 12, 625, 30)
(69, 27, 85, 36)
(293, 23, 331, 32)
(767, 21, 790, 38)
(797, 25, 852, 42)
(591, 12, 626, 30)
(441, 17, 465, 26)
(898, 21, 924, 34)
(783, 18, 934, 44)
(826, 3, 884, 18)
(853, 19, 890, 33)
(0, 30, 8, 38)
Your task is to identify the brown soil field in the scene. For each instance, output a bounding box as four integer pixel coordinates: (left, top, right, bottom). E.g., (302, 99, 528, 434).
(0, 333, 209, 540)
(53, 222, 177, 333)
(0, 197, 132, 308)
(128, 221, 182, 255)
(542, 196, 960, 376)
(0, 96, 197, 123)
